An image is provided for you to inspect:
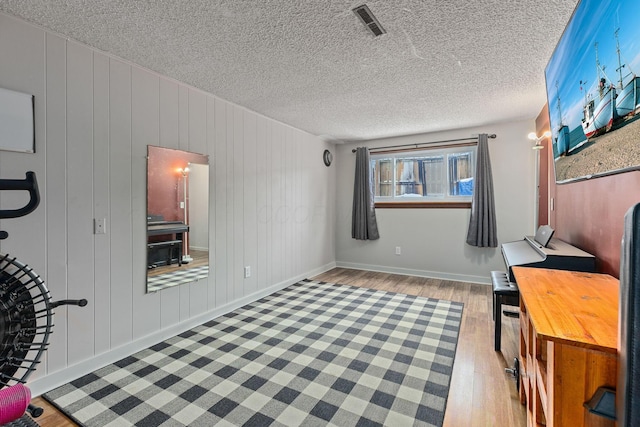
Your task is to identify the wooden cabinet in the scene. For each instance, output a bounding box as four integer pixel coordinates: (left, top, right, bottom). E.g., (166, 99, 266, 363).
(513, 267, 618, 427)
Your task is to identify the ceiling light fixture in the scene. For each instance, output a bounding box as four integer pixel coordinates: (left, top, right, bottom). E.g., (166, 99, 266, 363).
(352, 4, 386, 37)
(528, 131, 551, 150)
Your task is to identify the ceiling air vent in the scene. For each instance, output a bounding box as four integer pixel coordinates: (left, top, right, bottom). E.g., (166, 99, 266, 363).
(352, 4, 386, 37)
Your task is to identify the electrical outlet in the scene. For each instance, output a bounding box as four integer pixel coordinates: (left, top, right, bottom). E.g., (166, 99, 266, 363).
(395, 246, 401, 255)
(244, 266, 251, 278)
(94, 218, 106, 235)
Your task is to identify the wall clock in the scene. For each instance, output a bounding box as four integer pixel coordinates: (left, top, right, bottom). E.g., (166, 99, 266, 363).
(323, 149, 333, 167)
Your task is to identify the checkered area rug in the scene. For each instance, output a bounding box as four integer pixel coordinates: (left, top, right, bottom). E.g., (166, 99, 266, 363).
(44, 279, 463, 426)
(147, 266, 209, 292)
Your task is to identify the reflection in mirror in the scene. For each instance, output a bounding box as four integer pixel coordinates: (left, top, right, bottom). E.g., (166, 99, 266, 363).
(146, 145, 209, 293)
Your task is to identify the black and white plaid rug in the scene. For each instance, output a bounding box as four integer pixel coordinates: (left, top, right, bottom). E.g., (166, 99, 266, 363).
(147, 266, 209, 292)
(44, 279, 463, 426)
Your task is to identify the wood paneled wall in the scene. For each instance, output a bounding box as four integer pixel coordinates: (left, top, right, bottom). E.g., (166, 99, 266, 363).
(0, 13, 335, 391)
(536, 106, 640, 277)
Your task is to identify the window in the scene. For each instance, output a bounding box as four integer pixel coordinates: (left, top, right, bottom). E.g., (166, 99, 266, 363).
(371, 145, 476, 207)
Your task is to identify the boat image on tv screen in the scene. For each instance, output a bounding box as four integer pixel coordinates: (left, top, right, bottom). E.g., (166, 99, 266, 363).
(545, 0, 640, 183)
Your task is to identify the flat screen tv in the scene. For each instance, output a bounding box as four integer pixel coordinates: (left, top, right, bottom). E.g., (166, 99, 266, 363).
(544, 0, 640, 184)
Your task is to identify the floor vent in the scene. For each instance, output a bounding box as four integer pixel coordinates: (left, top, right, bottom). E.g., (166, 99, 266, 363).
(352, 4, 386, 37)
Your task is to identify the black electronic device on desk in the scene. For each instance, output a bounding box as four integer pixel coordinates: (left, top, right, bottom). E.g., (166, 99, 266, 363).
(147, 217, 189, 268)
(492, 226, 596, 353)
(501, 226, 596, 282)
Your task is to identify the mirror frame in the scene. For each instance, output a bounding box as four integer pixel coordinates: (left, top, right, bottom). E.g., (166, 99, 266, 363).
(146, 145, 209, 293)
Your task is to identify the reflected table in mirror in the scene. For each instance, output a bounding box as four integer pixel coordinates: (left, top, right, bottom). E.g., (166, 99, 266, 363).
(147, 221, 189, 269)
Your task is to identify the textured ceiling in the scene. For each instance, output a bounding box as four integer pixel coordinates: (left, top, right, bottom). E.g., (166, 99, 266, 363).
(0, 0, 578, 142)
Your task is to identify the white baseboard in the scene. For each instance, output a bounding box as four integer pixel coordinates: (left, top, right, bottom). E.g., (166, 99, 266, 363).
(335, 261, 490, 285)
(28, 261, 337, 397)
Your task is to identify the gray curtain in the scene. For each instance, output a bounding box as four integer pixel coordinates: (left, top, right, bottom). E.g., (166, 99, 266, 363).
(352, 147, 380, 240)
(466, 133, 497, 247)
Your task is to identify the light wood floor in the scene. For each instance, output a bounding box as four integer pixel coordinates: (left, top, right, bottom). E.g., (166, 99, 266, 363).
(30, 267, 525, 426)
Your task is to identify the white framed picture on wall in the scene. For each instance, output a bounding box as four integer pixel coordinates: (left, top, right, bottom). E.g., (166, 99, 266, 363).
(0, 87, 35, 153)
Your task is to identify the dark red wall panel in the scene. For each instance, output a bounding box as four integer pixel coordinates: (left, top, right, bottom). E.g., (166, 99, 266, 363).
(147, 145, 208, 223)
(554, 173, 640, 276)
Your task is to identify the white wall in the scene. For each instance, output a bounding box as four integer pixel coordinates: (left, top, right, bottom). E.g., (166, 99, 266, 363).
(188, 163, 209, 251)
(0, 13, 336, 394)
(335, 120, 537, 283)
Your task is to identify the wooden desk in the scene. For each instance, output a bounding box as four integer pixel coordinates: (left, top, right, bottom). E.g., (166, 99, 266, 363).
(513, 267, 618, 427)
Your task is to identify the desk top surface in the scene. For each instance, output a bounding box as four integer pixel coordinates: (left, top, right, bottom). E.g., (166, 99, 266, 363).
(513, 266, 619, 353)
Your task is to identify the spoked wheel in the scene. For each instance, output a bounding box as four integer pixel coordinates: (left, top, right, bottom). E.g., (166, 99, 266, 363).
(0, 172, 86, 424)
(0, 253, 52, 388)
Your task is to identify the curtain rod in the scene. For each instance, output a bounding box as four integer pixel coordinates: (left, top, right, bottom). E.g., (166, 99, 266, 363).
(351, 133, 497, 153)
